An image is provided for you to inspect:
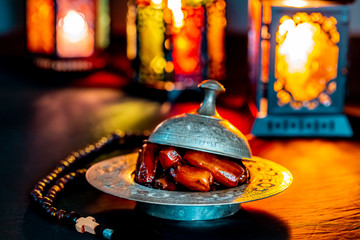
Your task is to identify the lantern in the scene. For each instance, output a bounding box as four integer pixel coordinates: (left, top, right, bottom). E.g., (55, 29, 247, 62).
(126, 0, 226, 90)
(26, 0, 110, 71)
(249, 0, 355, 137)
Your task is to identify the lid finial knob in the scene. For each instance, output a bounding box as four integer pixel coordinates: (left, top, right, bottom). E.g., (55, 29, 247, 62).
(196, 80, 226, 117)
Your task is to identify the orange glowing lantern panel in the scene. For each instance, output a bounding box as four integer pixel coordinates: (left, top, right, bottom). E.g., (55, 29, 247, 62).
(275, 13, 339, 107)
(206, 0, 226, 80)
(172, 5, 204, 75)
(26, 0, 54, 54)
(56, 0, 95, 58)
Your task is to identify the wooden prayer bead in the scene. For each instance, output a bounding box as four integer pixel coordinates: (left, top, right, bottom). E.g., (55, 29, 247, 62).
(57, 209, 66, 220)
(29, 131, 147, 239)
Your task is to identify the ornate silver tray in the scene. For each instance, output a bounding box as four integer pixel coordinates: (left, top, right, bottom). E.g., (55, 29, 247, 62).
(86, 153, 293, 221)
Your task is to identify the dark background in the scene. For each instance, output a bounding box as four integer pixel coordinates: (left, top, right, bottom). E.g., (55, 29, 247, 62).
(1, 1, 360, 240)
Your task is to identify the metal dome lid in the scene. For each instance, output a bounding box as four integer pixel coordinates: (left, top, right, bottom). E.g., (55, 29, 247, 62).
(147, 80, 252, 160)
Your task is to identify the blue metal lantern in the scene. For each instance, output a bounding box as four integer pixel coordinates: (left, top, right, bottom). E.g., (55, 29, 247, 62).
(249, 0, 355, 137)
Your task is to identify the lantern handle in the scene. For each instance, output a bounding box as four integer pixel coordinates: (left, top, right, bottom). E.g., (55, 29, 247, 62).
(196, 80, 225, 117)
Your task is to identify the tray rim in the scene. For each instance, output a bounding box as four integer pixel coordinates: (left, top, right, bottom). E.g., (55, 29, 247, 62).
(86, 153, 293, 206)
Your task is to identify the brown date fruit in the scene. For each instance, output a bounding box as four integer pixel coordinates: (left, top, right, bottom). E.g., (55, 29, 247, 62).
(169, 165, 213, 192)
(158, 147, 182, 169)
(154, 177, 177, 191)
(135, 143, 159, 184)
(184, 150, 247, 187)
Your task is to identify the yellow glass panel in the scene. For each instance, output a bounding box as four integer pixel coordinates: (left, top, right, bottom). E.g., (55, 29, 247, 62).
(96, 0, 110, 49)
(275, 12, 339, 103)
(182, 0, 214, 7)
(137, 7, 166, 81)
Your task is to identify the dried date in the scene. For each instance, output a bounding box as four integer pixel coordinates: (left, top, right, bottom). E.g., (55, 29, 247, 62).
(169, 165, 213, 192)
(158, 147, 182, 169)
(184, 150, 247, 187)
(134, 143, 159, 184)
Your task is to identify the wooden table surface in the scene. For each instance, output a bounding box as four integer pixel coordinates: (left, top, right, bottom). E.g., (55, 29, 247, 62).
(1, 35, 360, 240)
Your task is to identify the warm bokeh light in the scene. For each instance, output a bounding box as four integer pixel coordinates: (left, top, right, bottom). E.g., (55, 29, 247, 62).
(27, 0, 110, 71)
(137, 6, 166, 82)
(168, 0, 184, 28)
(136, 0, 151, 7)
(206, 0, 226, 80)
(96, 0, 110, 49)
(151, 0, 162, 5)
(278, 20, 315, 74)
(165, 61, 174, 73)
(26, 0, 54, 54)
(149, 0, 163, 8)
(56, 0, 95, 58)
(172, 6, 204, 75)
(131, 0, 225, 88)
(282, 0, 307, 8)
(126, 1, 137, 60)
(248, 0, 262, 86)
(62, 10, 88, 42)
(275, 12, 339, 105)
(250, 0, 353, 137)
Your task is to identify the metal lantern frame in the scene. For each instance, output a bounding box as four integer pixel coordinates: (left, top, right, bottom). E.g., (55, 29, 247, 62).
(251, 0, 354, 137)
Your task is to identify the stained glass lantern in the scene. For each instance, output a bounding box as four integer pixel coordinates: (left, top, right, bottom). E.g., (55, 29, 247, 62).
(26, 0, 110, 71)
(249, 0, 355, 137)
(126, 0, 227, 90)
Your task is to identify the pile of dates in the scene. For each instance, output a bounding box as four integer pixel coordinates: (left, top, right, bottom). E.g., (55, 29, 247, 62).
(134, 143, 250, 192)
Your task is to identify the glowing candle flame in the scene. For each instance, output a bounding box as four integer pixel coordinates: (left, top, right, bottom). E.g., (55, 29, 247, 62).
(150, 0, 163, 9)
(168, 0, 184, 28)
(57, 8, 94, 58)
(151, 0, 162, 5)
(61, 10, 88, 42)
(278, 19, 315, 73)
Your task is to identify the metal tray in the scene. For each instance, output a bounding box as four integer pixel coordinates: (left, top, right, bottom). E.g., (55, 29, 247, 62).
(86, 153, 293, 221)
